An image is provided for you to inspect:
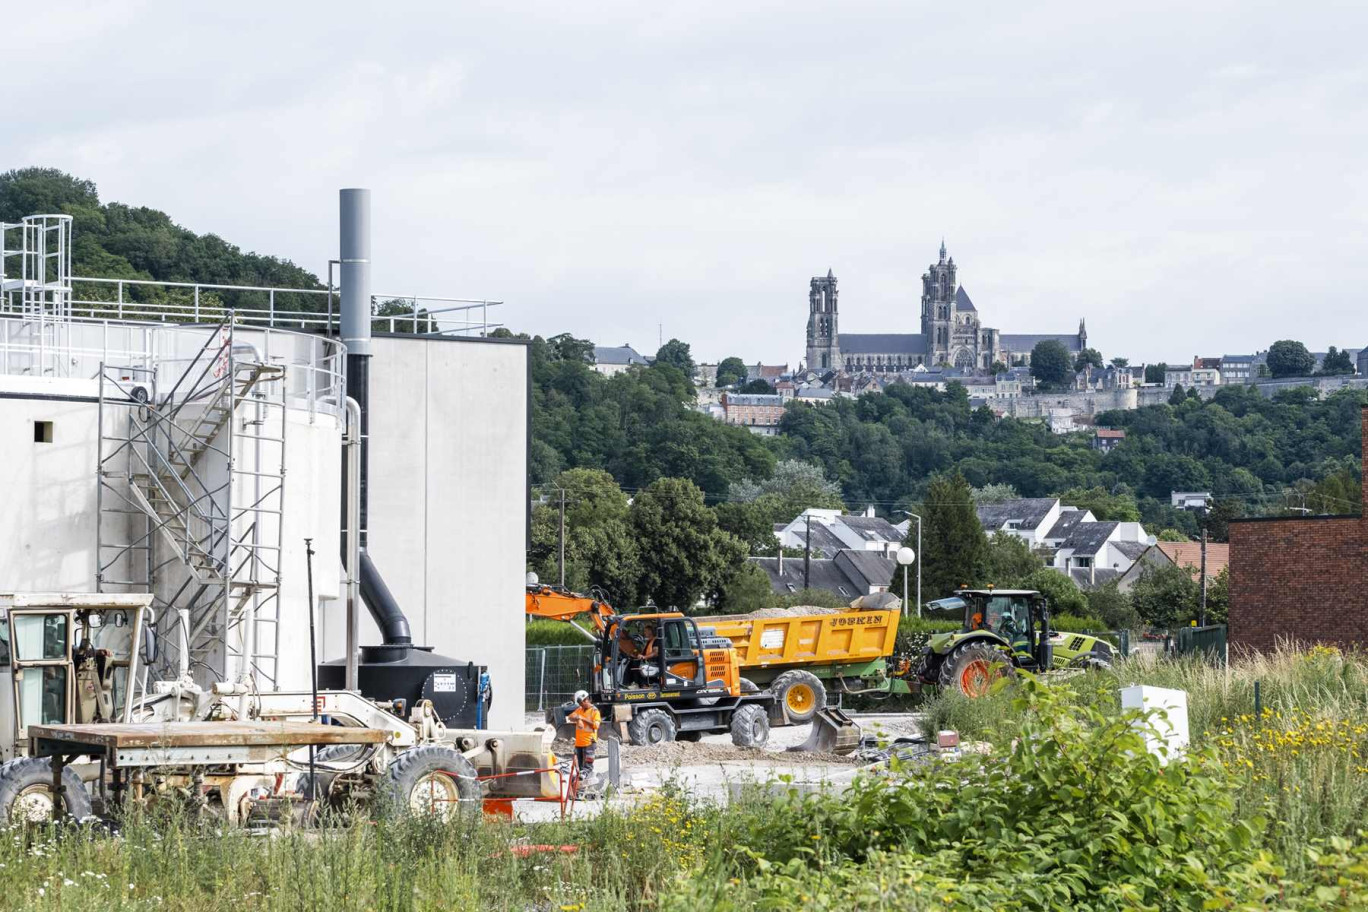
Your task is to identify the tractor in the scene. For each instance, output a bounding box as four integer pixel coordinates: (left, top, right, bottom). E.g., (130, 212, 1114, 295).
(913, 589, 1115, 697)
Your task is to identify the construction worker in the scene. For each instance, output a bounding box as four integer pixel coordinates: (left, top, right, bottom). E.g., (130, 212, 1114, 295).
(567, 690, 601, 783)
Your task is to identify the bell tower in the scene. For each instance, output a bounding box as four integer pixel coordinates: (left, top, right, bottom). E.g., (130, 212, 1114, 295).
(920, 240, 956, 365)
(806, 269, 839, 371)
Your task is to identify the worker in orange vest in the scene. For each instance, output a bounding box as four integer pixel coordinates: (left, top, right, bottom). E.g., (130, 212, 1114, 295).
(567, 689, 601, 783)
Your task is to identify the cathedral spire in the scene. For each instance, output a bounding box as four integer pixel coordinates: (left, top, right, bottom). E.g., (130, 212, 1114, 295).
(939, 238, 947, 263)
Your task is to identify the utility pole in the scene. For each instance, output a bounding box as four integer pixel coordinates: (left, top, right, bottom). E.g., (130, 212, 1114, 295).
(898, 510, 923, 618)
(803, 513, 811, 591)
(1198, 515, 1208, 627)
(558, 486, 566, 589)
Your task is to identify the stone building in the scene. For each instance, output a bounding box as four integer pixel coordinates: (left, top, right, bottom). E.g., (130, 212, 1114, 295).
(805, 242, 1087, 374)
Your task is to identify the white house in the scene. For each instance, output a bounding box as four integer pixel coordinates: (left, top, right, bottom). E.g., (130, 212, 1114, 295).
(775, 507, 904, 555)
(1051, 521, 1154, 588)
(593, 343, 649, 376)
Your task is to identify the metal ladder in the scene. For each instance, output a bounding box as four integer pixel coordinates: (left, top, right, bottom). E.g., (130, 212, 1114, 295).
(96, 318, 288, 689)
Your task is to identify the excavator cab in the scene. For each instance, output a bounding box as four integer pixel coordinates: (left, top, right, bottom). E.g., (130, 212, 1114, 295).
(603, 614, 735, 696)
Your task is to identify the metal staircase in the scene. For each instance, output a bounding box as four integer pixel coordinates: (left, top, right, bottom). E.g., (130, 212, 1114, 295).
(96, 318, 288, 689)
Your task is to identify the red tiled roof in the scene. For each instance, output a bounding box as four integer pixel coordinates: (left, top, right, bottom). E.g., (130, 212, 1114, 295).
(1095, 428, 1126, 439)
(1156, 541, 1229, 579)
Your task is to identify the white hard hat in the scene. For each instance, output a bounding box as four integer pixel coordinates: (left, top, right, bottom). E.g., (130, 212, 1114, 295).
(574, 690, 589, 703)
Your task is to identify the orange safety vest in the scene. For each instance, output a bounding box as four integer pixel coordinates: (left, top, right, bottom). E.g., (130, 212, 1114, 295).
(568, 704, 601, 748)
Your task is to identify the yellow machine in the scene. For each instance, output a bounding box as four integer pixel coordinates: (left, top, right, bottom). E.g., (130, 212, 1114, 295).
(525, 585, 778, 746)
(694, 595, 904, 724)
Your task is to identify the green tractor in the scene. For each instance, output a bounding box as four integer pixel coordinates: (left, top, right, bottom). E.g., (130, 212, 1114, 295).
(913, 589, 1114, 697)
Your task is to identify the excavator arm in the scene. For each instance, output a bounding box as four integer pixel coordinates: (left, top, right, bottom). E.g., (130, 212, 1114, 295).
(524, 585, 615, 636)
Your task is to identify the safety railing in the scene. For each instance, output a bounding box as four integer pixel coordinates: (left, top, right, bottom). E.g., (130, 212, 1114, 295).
(525, 645, 596, 713)
(17, 276, 507, 336)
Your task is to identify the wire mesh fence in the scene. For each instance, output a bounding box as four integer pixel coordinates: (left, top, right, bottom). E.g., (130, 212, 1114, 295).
(525, 645, 596, 713)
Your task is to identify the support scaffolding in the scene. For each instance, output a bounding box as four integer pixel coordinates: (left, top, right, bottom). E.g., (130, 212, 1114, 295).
(0, 215, 74, 376)
(96, 317, 288, 689)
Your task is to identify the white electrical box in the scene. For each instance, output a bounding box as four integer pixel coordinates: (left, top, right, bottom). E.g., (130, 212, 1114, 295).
(1121, 685, 1190, 763)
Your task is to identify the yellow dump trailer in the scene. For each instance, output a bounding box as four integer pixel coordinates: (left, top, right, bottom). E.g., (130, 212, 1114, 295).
(694, 596, 906, 723)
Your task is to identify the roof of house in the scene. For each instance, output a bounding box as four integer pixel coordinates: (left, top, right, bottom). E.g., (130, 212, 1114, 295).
(751, 363, 789, 379)
(955, 286, 976, 312)
(1156, 541, 1230, 579)
(1042, 509, 1088, 541)
(1060, 521, 1120, 556)
(1000, 333, 1084, 353)
(790, 522, 847, 557)
(1068, 567, 1122, 590)
(1113, 540, 1151, 562)
(976, 498, 1059, 532)
(796, 388, 835, 400)
(834, 550, 897, 590)
(838, 333, 928, 355)
(834, 515, 903, 543)
(1094, 428, 1126, 439)
(594, 344, 647, 366)
(1222, 354, 1255, 364)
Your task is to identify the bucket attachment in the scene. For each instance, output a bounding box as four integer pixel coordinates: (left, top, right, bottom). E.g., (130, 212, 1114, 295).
(792, 708, 862, 755)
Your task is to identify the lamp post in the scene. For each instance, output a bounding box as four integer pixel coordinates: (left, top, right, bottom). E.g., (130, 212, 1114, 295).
(897, 511, 923, 618)
(896, 546, 916, 618)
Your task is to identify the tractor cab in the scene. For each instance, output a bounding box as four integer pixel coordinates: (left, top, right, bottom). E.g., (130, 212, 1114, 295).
(0, 594, 151, 760)
(955, 589, 1053, 670)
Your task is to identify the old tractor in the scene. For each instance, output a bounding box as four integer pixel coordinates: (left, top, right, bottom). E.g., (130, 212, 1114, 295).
(913, 589, 1115, 697)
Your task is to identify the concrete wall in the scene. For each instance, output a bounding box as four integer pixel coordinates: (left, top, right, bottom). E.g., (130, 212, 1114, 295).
(342, 335, 528, 729)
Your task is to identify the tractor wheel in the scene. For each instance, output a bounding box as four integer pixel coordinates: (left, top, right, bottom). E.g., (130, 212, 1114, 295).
(379, 745, 480, 820)
(627, 709, 677, 746)
(770, 669, 826, 724)
(0, 757, 93, 825)
(729, 704, 770, 749)
(941, 643, 1013, 698)
(676, 731, 704, 743)
(296, 743, 370, 806)
(739, 678, 760, 694)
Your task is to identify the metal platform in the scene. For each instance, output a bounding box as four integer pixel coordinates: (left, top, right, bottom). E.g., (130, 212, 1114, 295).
(29, 721, 388, 768)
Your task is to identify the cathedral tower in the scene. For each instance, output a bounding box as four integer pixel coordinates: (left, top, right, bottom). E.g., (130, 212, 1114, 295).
(806, 269, 839, 370)
(920, 240, 957, 365)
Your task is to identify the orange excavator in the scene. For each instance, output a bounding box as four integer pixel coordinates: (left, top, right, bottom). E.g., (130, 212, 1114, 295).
(524, 583, 777, 747)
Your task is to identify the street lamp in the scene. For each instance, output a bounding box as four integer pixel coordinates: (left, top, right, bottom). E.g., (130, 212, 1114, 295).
(896, 510, 923, 618)
(896, 547, 916, 618)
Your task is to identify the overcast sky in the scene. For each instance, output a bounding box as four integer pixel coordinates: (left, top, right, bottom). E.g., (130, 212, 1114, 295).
(7, 1, 1367, 365)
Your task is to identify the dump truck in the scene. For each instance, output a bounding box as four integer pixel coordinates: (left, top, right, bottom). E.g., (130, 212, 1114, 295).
(694, 592, 907, 724)
(526, 583, 780, 747)
(0, 592, 560, 825)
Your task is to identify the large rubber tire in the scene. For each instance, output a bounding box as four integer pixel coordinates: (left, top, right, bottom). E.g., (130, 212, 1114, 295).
(941, 643, 1013, 698)
(0, 757, 93, 825)
(296, 743, 369, 803)
(771, 669, 827, 724)
(627, 708, 676, 746)
(730, 704, 770, 748)
(379, 745, 480, 820)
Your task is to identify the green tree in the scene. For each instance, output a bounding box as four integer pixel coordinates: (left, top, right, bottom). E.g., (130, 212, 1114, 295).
(738, 378, 773, 394)
(1019, 568, 1088, 617)
(1156, 528, 1190, 542)
(716, 356, 747, 387)
(730, 460, 845, 525)
(1074, 347, 1104, 371)
(902, 472, 987, 598)
(1317, 346, 1355, 376)
(989, 360, 1008, 375)
(1085, 582, 1139, 630)
(714, 501, 780, 555)
(1168, 384, 1187, 405)
(971, 482, 1020, 504)
(1144, 363, 1168, 384)
(1057, 486, 1141, 522)
(630, 477, 745, 610)
(528, 469, 641, 606)
(546, 333, 595, 363)
(1029, 340, 1072, 389)
(1110, 357, 1129, 369)
(1266, 340, 1315, 378)
(713, 561, 774, 615)
(1129, 562, 1199, 628)
(982, 532, 1041, 585)
(654, 338, 696, 379)
(373, 298, 434, 333)
(1205, 566, 1230, 624)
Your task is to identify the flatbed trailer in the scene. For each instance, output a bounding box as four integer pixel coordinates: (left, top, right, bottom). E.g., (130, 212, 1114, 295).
(30, 721, 388, 768)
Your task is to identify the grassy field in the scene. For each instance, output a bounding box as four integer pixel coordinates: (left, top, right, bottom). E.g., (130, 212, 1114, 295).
(2, 646, 1366, 911)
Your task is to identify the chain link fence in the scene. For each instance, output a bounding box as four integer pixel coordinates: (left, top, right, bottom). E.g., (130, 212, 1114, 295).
(525, 645, 596, 713)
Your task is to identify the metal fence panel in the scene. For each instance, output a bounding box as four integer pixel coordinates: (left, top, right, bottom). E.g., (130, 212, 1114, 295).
(1172, 624, 1228, 663)
(525, 645, 596, 713)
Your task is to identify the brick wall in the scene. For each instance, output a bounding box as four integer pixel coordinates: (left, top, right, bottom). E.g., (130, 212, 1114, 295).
(1228, 407, 1368, 652)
